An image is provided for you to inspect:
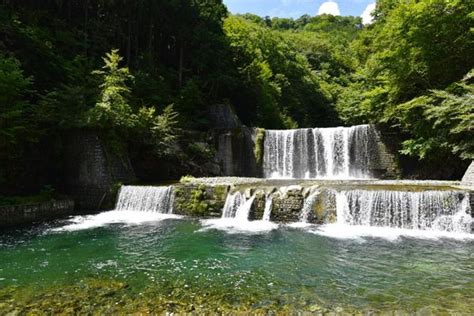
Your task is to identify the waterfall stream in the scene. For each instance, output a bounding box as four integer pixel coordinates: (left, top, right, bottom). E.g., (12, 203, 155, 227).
(335, 190, 472, 233)
(221, 192, 255, 221)
(263, 194, 274, 221)
(263, 125, 376, 179)
(299, 190, 320, 223)
(116, 186, 175, 213)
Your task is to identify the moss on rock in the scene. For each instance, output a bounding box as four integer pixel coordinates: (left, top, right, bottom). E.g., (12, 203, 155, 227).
(254, 128, 265, 165)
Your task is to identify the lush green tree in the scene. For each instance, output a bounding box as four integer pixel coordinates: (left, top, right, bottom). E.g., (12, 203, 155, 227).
(336, 0, 473, 168)
(224, 16, 337, 128)
(392, 71, 474, 160)
(86, 50, 134, 129)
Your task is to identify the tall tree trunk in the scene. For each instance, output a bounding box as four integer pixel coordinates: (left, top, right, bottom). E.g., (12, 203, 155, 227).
(126, 17, 132, 66)
(178, 38, 184, 88)
(84, 0, 88, 57)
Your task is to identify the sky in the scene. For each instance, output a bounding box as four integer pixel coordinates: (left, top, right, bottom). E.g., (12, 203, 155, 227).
(224, 0, 376, 24)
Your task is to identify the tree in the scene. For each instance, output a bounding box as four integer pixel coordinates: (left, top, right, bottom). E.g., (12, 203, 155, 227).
(86, 49, 134, 129)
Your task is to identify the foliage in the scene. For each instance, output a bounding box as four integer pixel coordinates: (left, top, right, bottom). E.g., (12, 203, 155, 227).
(224, 16, 338, 128)
(393, 74, 474, 160)
(0, 54, 33, 146)
(86, 50, 134, 129)
(135, 104, 180, 157)
(0, 0, 473, 192)
(0, 185, 56, 206)
(336, 0, 474, 164)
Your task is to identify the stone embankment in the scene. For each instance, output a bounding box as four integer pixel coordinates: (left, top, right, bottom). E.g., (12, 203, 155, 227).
(0, 200, 74, 227)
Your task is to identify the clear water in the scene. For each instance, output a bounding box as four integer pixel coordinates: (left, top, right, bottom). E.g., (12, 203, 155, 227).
(1, 216, 473, 313)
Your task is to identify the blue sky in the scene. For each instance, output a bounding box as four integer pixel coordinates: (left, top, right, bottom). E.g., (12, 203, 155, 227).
(223, 0, 376, 20)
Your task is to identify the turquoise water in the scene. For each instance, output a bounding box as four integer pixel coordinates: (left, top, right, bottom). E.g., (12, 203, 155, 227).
(1, 215, 474, 313)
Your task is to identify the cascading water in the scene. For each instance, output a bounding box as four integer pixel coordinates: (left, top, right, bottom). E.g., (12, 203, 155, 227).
(335, 190, 472, 233)
(221, 192, 255, 221)
(262, 194, 274, 221)
(299, 190, 320, 223)
(53, 186, 177, 231)
(263, 125, 376, 179)
(202, 191, 277, 232)
(221, 192, 246, 218)
(116, 186, 175, 213)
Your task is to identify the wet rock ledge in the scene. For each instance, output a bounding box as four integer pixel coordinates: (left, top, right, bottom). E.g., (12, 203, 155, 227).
(171, 177, 474, 223)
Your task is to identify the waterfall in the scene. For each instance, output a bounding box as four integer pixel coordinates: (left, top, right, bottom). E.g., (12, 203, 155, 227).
(262, 194, 274, 221)
(335, 190, 472, 233)
(263, 125, 376, 179)
(115, 186, 174, 213)
(299, 190, 320, 223)
(221, 192, 255, 221)
(235, 195, 256, 221)
(221, 192, 246, 218)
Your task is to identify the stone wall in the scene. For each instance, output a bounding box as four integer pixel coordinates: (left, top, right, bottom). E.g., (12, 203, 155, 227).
(64, 130, 135, 211)
(173, 184, 229, 217)
(214, 127, 259, 177)
(271, 189, 304, 222)
(0, 200, 74, 227)
(367, 127, 400, 179)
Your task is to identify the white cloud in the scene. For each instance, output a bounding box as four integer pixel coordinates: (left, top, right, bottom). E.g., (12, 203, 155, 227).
(361, 3, 376, 24)
(317, 1, 340, 16)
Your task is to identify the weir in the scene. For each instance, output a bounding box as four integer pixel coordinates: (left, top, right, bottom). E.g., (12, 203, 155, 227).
(116, 186, 174, 213)
(335, 190, 472, 233)
(113, 124, 474, 236)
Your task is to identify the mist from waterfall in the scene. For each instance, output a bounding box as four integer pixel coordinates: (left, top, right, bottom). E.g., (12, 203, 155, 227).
(263, 125, 376, 179)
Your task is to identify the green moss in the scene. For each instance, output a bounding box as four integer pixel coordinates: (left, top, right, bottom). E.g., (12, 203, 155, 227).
(213, 185, 229, 200)
(179, 175, 195, 184)
(174, 185, 214, 216)
(254, 128, 265, 165)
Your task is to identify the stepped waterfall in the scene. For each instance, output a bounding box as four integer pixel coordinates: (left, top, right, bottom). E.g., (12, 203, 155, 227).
(108, 125, 472, 236)
(263, 125, 376, 179)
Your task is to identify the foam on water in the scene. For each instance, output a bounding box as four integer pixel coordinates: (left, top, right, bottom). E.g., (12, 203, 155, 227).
(200, 218, 278, 234)
(52, 210, 182, 232)
(53, 185, 179, 232)
(202, 191, 278, 233)
(309, 223, 474, 242)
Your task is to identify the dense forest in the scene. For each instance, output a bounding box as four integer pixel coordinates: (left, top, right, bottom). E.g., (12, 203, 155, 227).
(0, 0, 473, 195)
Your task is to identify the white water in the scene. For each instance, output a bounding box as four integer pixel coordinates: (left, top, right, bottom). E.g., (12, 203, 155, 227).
(334, 190, 472, 233)
(262, 194, 274, 221)
(299, 190, 320, 223)
(311, 224, 474, 241)
(53, 186, 178, 231)
(263, 125, 375, 179)
(52, 211, 181, 232)
(116, 186, 175, 213)
(201, 192, 277, 233)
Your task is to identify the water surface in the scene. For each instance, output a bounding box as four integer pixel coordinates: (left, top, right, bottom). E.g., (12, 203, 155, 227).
(1, 216, 473, 313)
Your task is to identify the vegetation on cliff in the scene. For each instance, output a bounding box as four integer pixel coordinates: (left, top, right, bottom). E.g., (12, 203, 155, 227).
(0, 0, 472, 193)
